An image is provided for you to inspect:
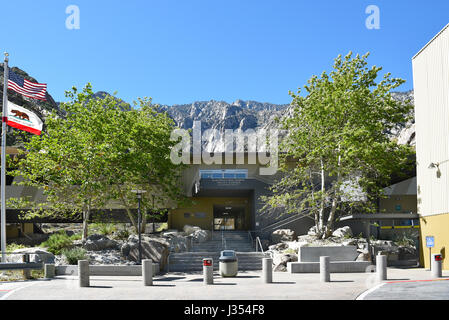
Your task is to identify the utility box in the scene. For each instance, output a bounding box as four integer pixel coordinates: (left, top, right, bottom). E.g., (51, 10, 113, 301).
(219, 250, 238, 277)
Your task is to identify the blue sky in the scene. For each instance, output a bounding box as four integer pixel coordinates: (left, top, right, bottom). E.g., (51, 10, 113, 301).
(1, 0, 448, 105)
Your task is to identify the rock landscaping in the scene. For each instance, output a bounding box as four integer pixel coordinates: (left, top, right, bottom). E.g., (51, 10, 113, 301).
(5, 224, 210, 273)
(267, 226, 418, 271)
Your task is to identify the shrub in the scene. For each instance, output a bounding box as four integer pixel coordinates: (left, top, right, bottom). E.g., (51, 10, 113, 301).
(69, 233, 82, 241)
(98, 223, 117, 236)
(61, 247, 87, 265)
(6, 243, 27, 252)
(40, 230, 74, 255)
(114, 229, 130, 240)
(90, 223, 117, 236)
(393, 233, 416, 247)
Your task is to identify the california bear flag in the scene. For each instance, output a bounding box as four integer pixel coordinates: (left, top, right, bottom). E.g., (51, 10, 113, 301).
(6, 101, 43, 135)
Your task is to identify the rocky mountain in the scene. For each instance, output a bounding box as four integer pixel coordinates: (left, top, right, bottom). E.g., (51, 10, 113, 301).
(0, 65, 415, 150)
(162, 90, 416, 151)
(391, 90, 415, 146)
(161, 100, 289, 151)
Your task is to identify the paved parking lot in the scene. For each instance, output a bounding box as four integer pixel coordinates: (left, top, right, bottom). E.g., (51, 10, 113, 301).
(0, 268, 447, 300)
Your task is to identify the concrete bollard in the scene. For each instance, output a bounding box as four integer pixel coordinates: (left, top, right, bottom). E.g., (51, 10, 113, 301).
(431, 254, 443, 279)
(376, 254, 387, 281)
(22, 254, 31, 280)
(142, 259, 153, 286)
(78, 260, 90, 287)
(262, 258, 273, 283)
(320, 256, 330, 282)
(44, 264, 55, 279)
(203, 258, 214, 285)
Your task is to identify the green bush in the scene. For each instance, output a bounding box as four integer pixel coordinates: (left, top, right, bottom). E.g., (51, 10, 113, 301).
(90, 222, 117, 236)
(40, 230, 74, 255)
(61, 247, 87, 265)
(393, 233, 416, 247)
(99, 223, 117, 236)
(114, 229, 130, 240)
(6, 243, 27, 252)
(69, 233, 82, 241)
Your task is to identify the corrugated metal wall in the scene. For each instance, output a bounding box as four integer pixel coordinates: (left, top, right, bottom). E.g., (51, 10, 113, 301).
(413, 24, 449, 217)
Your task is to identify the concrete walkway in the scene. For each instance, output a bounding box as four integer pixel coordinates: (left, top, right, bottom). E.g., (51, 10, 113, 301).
(0, 268, 447, 300)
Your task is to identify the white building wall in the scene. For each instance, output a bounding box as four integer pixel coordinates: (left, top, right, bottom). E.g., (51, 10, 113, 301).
(412, 23, 449, 217)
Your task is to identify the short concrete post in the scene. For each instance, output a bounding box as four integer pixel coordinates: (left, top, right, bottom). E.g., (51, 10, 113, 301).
(142, 259, 153, 286)
(376, 254, 387, 281)
(203, 258, 214, 285)
(320, 256, 330, 282)
(431, 254, 443, 279)
(78, 260, 90, 287)
(262, 258, 273, 283)
(44, 264, 55, 279)
(22, 254, 31, 280)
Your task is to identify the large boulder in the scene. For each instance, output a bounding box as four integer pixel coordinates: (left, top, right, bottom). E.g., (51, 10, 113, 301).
(356, 249, 371, 262)
(307, 226, 318, 237)
(191, 229, 211, 243)
(88, 249, 128, 265)
(7, 247, 55, 264)
(332, 226, 353, 238)
(271, 229, 297, 244)
(163, 232, 190, 253)
(183, 225, 201, 235)
(121, 235, 169, 271)
(273, 253, 298, 272)
(83, 234, 119, 251)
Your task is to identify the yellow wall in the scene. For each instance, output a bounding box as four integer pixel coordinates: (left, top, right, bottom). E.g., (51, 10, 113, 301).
(169, 197, 250, 231)
(5, 223, 34, 239)
(419, 213, 449, 270)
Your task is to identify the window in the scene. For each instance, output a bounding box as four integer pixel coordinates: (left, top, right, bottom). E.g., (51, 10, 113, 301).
(200, 169, 248, 180)
(194, 212, 206, 218)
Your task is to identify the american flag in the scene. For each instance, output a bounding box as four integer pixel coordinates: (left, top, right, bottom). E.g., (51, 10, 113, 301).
(8, 69, 47, 101)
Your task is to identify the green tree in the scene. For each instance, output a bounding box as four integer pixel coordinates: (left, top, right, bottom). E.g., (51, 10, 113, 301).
(100, 97, 186, 233)
(262, 52, 414, 239)
(10, 84, 185, 239)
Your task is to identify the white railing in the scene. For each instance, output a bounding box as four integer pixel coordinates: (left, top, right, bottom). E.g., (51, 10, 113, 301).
(255, 236, 273, 258)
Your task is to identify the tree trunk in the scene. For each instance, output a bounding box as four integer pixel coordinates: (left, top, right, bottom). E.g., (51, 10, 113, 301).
(118, 190, 139, 233)
(317, 158, 326, 238)
(324, 196, 338, 238)
(82, 205, 90, 241)
(324, 144, 342, 239)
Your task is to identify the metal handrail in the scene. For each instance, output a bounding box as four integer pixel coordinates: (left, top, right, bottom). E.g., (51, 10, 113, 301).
(255, 236, 264, 254)
(257, 210, 311, 234)
(247, 230, 254, 247)
(255, 236, 273, 258)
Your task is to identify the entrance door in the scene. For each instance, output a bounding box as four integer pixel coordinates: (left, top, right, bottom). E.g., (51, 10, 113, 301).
(213, 205, 245, 230)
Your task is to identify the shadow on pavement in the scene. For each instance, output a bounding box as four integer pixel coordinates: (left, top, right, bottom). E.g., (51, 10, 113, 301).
(155, 276, 186, 281)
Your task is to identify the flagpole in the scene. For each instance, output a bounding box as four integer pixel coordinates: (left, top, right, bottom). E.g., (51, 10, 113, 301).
(1, 52, 9, 263)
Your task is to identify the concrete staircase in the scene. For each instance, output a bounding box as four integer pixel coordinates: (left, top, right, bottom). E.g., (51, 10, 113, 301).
(168, 231, 265, 272)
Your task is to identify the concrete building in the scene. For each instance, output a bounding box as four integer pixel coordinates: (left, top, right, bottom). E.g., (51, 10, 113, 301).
(412, 23, 449, 270)
(168, 153, 314, 238)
